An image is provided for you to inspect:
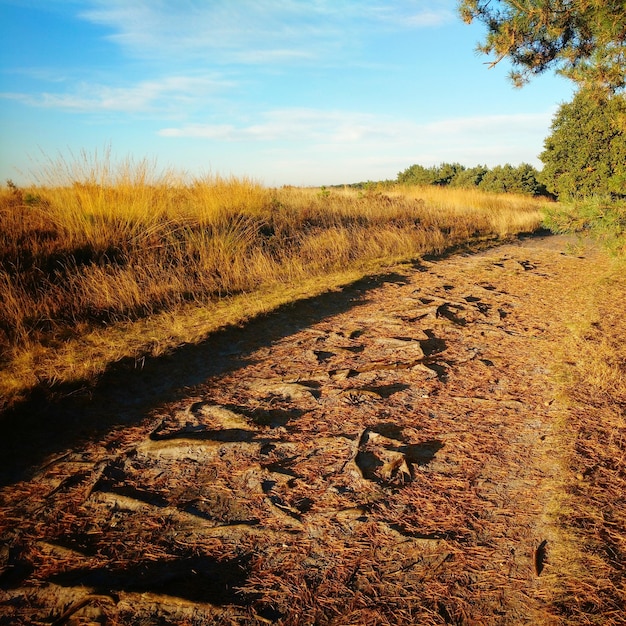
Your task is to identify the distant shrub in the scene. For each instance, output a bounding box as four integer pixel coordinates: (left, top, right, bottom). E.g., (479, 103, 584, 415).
(544, 198, 626, 255)
(397, 164, 438, 186)
(397, 163, 465, 187)
(450, 165, 489, 188)
(479, 163, 548, 196)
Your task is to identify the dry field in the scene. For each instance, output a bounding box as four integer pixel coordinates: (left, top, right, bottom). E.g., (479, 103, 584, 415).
(0, 157, 545, 410)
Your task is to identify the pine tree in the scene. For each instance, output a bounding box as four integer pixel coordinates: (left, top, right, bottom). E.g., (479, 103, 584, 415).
(539, 90, 626, 198)
(459, 0, 626, 92)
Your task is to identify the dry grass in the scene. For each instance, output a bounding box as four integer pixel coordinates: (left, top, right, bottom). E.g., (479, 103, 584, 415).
(547, 259, 626, 624)
(0, 154, 547, 410)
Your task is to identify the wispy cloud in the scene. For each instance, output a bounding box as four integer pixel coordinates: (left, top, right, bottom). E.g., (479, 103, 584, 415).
(78, 0, 455, 65)
(0, 74, 234, 114)
(157, 105, 555, 185)
(1, 66, 72, 83)
(403, 9, 455, 27)
(363, 2, 455, 27)
(159, 107, 554, 149)
(159, 109, 379, 142)
(422, 111, 557, 136)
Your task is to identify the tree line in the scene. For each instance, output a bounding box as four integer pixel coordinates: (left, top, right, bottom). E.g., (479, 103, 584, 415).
(396, 162, 549, 197)
(397, 83, 625, 201)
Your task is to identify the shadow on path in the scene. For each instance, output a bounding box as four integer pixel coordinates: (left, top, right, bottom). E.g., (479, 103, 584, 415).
(0, 270, 412, 487)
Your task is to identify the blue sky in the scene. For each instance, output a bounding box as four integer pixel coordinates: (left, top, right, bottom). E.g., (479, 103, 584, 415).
(0, 0, 575, 187)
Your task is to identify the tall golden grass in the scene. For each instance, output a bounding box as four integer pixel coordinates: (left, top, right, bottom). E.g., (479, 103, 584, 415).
(0, 153, 547, 408)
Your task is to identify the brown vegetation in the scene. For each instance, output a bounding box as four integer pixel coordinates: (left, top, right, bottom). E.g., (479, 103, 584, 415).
(0, 156, 546, 410)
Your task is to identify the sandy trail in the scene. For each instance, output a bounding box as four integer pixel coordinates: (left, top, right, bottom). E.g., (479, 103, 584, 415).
(0, 234, 605, 624)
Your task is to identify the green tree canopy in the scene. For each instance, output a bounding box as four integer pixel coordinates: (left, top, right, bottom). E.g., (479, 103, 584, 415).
(396, 163, 467, 186)
(451, 165, 489, 188)
(540, 90, 626, 199)
(479, 163, 547, 195)
(397, 162, 546, 196)
(458, 0, 626, 91)
(397, 164, 437, 186)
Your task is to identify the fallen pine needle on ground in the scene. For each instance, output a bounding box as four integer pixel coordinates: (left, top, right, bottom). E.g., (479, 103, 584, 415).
(1, 233, 624, 625)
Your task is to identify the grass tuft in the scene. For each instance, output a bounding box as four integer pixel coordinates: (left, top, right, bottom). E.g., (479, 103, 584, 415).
(543, 198, 626, 256)
(0, 155, 547, 410)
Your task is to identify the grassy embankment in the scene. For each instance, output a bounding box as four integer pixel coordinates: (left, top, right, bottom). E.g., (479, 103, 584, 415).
(0, 157, 546, 410)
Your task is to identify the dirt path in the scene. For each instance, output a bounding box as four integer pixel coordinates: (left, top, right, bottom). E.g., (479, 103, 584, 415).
(0, 234, 608, 625)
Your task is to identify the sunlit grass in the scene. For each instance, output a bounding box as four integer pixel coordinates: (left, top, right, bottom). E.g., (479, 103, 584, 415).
(0, 153, 547, 409)
(547, 258, 626, 622)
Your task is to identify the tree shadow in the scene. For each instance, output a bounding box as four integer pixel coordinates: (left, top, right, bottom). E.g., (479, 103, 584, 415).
(0, 271, 412, 487)
(49, 554, 253, 606)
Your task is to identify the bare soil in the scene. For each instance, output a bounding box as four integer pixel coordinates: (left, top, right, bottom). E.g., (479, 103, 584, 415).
(0, 234, 617, 625)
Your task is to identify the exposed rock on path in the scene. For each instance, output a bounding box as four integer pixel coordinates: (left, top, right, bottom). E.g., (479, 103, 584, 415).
(0, 235, 607, 624)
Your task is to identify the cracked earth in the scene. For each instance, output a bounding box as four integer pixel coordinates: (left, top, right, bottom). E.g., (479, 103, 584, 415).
(0, 234, 604, 625)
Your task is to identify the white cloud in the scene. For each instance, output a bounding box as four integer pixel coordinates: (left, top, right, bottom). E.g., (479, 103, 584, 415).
(364, 2, 455, 27)
(403, 9, 455, 27)
(424, 111, 556, 135)
(2, 66, 71, 83)
(0, 74, 233, 114)
(159, 107, 553, 149)
(159, 109, 378, 142)
(232, 49, 316, 64)
(78, 0, 455, 65)
(157, 106, 555, 185)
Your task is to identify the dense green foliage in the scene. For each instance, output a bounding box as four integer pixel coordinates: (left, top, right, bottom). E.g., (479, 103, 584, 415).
(540, 90, 626, 199)
(540, 90, 626, 254)
(543, 198, 626, 255)
(457, 1, 626, 252)
(397, 162, 548, 196)
(396, 164, 459, 187)
(479, 163, 548, 195)
(450, 165, 489, 188)
(459, 0, 626, 92)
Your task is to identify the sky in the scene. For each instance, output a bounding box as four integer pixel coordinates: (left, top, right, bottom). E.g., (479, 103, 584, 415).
(0, 0, 576, 187)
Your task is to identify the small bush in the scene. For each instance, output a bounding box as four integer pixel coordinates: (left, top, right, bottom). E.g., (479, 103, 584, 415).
(544, 198, 626, 255)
